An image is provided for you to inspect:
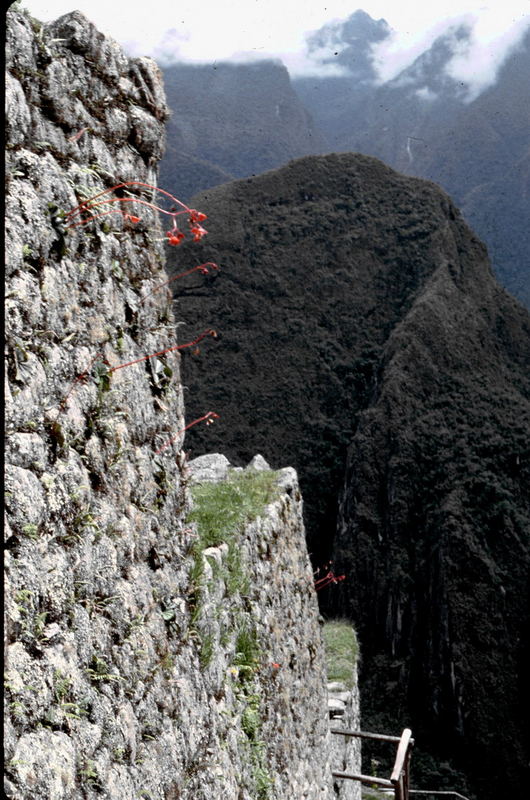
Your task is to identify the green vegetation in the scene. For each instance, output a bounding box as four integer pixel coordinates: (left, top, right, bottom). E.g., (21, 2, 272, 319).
(361, 789, 388, 800)
(43, 672, 89, 728)
(198, 631, 215, 670)
(78, 759, 100, 788)
(234, 625, 261, 675)
(188, 469, 279, 548)
(85, 655, 122, 685)
(53, 669, 72, 703)
(322, 619, 359, 688)
(186, 472, 277, 795)
(13, 591, 49, 644)
(21, 523, 40, 539)
(232, 624, 272, 799)
(187, 469, 279, 667)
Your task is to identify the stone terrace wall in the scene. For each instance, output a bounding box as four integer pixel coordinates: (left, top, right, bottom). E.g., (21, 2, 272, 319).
(4, 9, 336, 799)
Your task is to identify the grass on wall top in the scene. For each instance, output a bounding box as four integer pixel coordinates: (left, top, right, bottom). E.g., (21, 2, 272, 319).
(323, 619, 359, 688)
(188, 469, 280, 548)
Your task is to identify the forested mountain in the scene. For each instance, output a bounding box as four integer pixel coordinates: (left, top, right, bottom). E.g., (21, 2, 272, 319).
(159, 12, 530, 307)
(165, 153, 530, 798)
(293, 13, 530, 307)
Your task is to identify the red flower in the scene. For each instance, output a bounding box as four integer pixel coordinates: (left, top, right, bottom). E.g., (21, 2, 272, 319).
(155, 411, 220, 455)
(190, 224, 208, 242)
(166, 229, 185, 246)
(188, 209, 207, 223)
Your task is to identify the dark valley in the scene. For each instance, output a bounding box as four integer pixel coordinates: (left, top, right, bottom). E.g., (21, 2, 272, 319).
(166, 153, 530, 798)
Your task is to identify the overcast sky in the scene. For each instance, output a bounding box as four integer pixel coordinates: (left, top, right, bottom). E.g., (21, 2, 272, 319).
(20, 0, 530, 94)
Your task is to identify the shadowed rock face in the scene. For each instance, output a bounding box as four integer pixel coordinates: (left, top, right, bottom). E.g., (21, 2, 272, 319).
(167, 152, 530, 798)
(160, 60, 326, 201)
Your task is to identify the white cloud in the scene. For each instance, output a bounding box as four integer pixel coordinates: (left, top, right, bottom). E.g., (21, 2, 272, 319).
(127, 27, 189, 65)
(446, 14, 530, 98)
(280, 52, 351, 78)
(20, 0, 530, 96)
(371, 14, 475, 83)
(371, 7, 529, 98)
(416, 86, 438, 102)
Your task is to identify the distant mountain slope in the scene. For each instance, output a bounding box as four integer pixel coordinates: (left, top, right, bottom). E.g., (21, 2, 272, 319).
(412, 32, 530, 307)
(165, 153, 530, 799)
(292, 19, 530, 307)
(158, 15, 528, 304)
(160, 60, 326, 200)
(332, 219, 530, 796)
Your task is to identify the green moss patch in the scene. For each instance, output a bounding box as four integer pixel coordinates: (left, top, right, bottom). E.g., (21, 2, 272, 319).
(187, 469, 279, 669)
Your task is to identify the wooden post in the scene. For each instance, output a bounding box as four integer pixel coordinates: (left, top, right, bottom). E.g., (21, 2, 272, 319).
(409, 793, 471, 799)
(331, 728, 404, 743)
(391, 728, 413, 800)
(330, 727, 415, 800)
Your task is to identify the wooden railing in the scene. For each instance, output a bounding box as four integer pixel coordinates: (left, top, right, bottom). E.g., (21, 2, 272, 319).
(409, 793, 471, 799)
(331, 727, 414, 799)
(330, 729, 471, 800)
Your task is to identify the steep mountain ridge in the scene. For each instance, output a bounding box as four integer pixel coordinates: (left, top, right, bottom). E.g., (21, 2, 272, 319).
(160, 60, 326, 201)
(293, 17, 530, 307)
(168, 152, 530, 798)
(333, 219, 530, 795)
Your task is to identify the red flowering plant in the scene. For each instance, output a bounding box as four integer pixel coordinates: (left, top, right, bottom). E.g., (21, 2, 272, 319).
(58, 181, 220, 455)
(58, 329, 219, 416)
(64, 180, 208, 246)
(106, 329, 218, 374)
(57, 352, 109, 414)
(140, 262, 219, 304)
(313, 563, 346, 592)
(155, 411, 220, 455)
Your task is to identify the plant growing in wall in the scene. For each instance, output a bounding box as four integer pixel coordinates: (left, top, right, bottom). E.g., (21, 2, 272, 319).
(184, 470, 284, 795)
(186, 469, 280, 663)
(313, 563, 346, 592)
(322, 619, 359, 687)
(233, 625, 273, 800)
(64, 180, 208, 245)
(58, 181, 221, 454)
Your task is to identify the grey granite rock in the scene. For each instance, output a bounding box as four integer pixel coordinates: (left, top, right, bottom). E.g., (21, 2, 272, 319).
(4, 7, 360, 799)
(188, 453, 231, 483)
(246, 454, 271, 471)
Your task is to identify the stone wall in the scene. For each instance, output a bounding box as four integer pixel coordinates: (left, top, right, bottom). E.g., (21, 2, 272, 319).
(185, 455, 334, 799)
(328, 680, 361, 800)
(4, 8, 357, 799)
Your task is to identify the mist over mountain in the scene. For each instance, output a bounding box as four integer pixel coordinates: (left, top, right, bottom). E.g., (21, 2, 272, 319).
(158, 11, 529, 306)
(160, 60, 325, 201)
(304, 8, 390, 79)
(166, 152, 530, 798)
(293, 15, 530, 307)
